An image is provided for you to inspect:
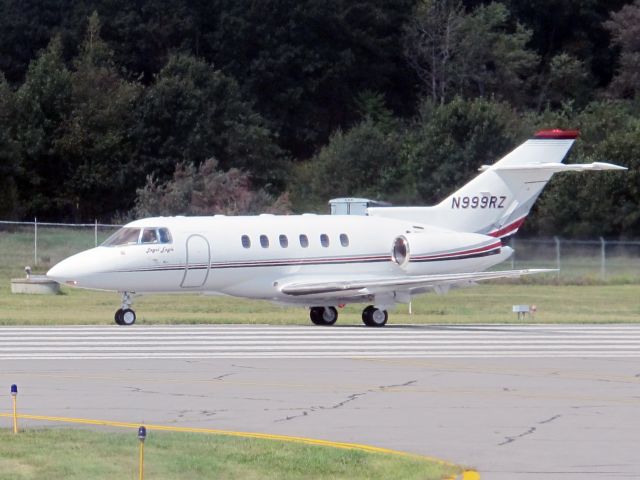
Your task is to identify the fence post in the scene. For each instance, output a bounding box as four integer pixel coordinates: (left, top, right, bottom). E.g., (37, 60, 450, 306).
(554, 236, 561, 281)
(34, 217, 38, 267)
(600, 237, 606, 281)
(95, 219, 98, 247)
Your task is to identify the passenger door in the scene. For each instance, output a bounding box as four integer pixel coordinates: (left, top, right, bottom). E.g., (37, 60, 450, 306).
(181, 234, 211, 288)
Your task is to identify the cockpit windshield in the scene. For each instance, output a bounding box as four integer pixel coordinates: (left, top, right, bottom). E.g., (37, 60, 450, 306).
(102, 227, 172, 247)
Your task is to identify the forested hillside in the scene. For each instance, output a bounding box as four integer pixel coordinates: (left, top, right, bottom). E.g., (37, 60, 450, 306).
(0, 0, 638, 238)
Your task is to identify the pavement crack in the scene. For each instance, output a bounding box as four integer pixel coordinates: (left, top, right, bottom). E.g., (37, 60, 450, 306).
(176, 409, 227, 419)
(199, 409, 224, 417)
(212, 373, 235, 381)
(538, 414, 561, 425)
(499, 427, 537, 446)
(499, 414, 562, 446)
(329, 392, 367, 410)
(379, 380, 417, 391)
(279, 411, 309, 422)
(274, 379, 417, 423)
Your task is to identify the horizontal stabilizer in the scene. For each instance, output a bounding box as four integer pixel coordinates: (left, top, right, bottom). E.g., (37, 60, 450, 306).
(479, 162, 627, 172)
(280, 269, 555, 297)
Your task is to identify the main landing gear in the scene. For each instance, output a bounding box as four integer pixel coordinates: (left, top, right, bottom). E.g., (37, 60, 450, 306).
(309, 306, 338, 326)
(309, 305, 389, 327)
(361, 305, 388, 327)
(114, 292, 136, 326)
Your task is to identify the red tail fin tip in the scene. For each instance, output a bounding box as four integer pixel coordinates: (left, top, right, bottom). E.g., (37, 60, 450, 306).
(534, 129, 580, 140)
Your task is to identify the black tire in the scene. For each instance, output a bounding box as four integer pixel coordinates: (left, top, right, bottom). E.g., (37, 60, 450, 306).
(310, 307, 325, 325)
(114, 309, 124, 325)
(362, 305, 388, 327)
(309, 306, 338, 326)
(120, 308, 136, 326)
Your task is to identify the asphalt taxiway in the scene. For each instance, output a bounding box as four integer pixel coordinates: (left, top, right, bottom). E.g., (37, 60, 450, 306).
(1, 324, 639, 479)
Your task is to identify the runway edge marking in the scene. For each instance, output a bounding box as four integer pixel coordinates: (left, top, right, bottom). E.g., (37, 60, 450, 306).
(0, 412, 478, 477)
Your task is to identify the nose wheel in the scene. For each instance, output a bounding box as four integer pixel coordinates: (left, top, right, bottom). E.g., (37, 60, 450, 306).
(114, 292, 136, 325)
(362, 305, 388, 327)
(309, 306, 338, 326)
(115, 308, 136, 326)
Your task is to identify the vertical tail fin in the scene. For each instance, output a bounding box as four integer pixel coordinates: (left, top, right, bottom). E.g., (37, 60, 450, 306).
(369, 130, 625, 237)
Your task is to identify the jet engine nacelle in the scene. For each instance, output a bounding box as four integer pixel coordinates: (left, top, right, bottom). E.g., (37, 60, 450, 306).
(391, 231, 502, 273)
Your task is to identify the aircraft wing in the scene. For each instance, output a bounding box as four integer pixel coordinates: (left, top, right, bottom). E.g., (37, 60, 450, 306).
(279, 269, 554, 297)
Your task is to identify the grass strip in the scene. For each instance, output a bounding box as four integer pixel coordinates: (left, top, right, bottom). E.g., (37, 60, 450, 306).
(1, 282, 639, 325)
(0, 428, 460, 480)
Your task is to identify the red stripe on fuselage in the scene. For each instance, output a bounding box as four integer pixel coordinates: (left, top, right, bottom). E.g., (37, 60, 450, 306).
(488, 217, 526, 238)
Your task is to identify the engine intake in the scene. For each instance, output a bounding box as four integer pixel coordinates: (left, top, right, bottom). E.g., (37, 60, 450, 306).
(392, 236, 410, 267)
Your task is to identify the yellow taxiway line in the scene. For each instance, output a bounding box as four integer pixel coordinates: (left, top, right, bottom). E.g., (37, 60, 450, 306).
(1, 412, 479, 479)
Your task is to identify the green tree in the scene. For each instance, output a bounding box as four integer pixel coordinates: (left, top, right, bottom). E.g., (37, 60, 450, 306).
(12, 35, 73, 219)
(404, 1, 537, 106)
(291, 118, 407, 212)
(605, 0, 640, 99)
(496, 0, 629, 89)
(207, 0, 418, 158)
(460, 2, 538, 104)
(0, 0, 200, 85)
(55, 12, 142, 220)
(0, 73, 20, 218)
(91, 0, 198, 83)
(536, 53, 592, 110)
(134, 53, 286, 193)
(406, 96, 524, 204)
(403, 0, 465, 104)
(0, 0, 76, 84)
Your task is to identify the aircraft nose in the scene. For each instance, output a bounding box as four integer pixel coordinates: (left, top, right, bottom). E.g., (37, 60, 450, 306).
(47, 257, 79, 285)
(47, 249, 99, 286)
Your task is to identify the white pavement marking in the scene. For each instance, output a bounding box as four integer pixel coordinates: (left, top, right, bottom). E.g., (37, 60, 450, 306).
(1, 325, 640, 359)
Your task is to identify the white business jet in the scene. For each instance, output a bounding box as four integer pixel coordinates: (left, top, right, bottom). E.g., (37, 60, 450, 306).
(47, 129, 625, 326)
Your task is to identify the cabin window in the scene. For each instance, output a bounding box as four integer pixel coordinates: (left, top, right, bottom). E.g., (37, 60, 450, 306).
(102, 227, 172, 247)
(299, 234, 309, 248)
(241, 235, 251, 248)
(141, 228, 159, 244)
(260, 235, 269, 248)
(141, 228, 172, 244)
(102, 228, 141, 247)
(157, 228, 172, 244)
(320, 234, 330, 247)
(279, 234, 288, 248)
(340, 234, 349, 247)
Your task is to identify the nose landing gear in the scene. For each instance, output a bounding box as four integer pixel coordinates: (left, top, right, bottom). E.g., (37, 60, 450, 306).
(114, 292, 136, 326)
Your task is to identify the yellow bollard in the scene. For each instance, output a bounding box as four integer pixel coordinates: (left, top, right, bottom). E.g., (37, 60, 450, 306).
(138, 426, 147, 480)
(10, 385, 18, 434)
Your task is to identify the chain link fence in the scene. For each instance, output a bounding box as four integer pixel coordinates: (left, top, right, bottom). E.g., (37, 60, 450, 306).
(504, 237, 640, 283)
(1, 220, 639, 283)
(0, 220, 121, 275)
